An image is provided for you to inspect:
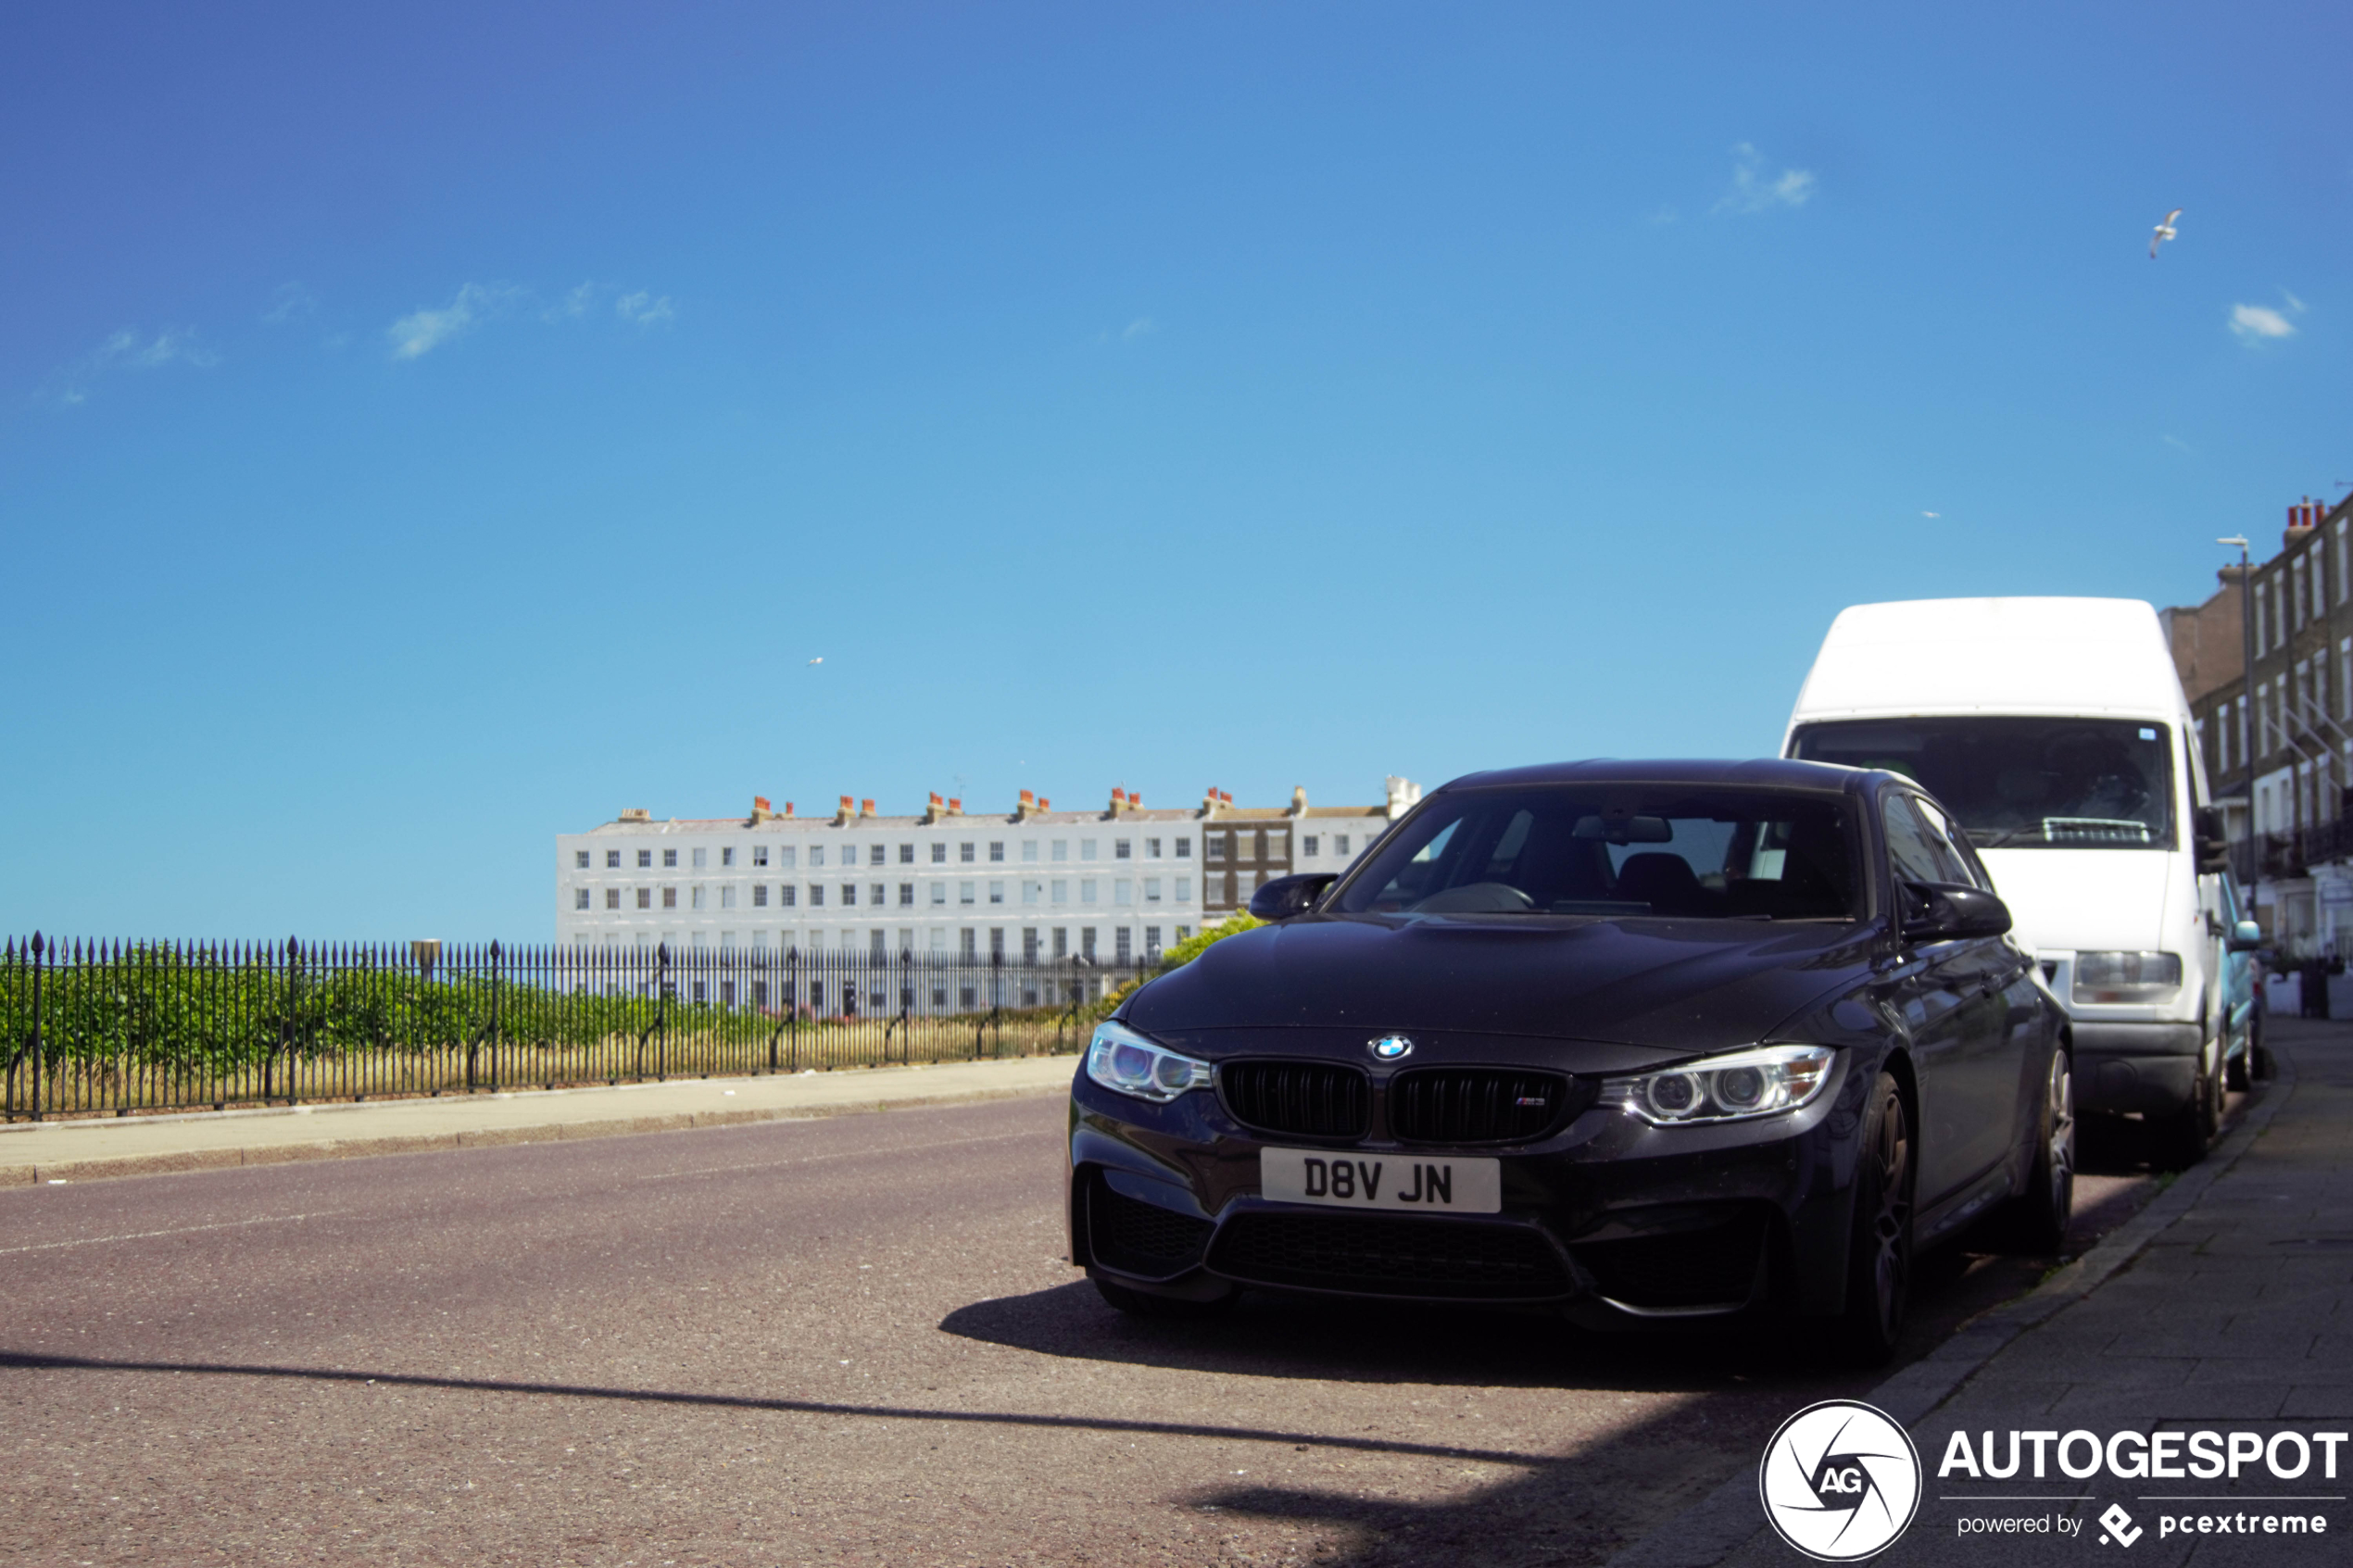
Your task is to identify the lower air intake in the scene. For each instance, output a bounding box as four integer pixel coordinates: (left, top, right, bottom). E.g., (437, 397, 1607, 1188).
(1208, 1211, 1571, 1300)
(1089, 1180, 1214, 1278)
(1571, 1210, 1768, 1311)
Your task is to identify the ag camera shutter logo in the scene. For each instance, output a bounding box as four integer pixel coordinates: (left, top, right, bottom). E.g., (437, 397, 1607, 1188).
(1758, 1400, 1921, 1561)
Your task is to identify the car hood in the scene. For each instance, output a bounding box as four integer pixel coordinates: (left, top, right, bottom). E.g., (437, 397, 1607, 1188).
(1975, 847, 2173, 955)
(1123, 914, 1873, 1070)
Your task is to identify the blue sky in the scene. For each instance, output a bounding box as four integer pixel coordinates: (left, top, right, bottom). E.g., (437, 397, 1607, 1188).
(3, 1, 2346, 939)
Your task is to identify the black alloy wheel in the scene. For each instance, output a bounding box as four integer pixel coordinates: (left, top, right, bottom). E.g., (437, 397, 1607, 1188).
(1836, 1072, 1914, 1365)
(1994, 1047, 2074, 1253)
(1092, 1275, 1239, 1319)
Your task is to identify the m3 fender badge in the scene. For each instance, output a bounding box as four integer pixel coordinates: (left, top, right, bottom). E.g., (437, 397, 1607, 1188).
(1368, 1035, 1415, 1060)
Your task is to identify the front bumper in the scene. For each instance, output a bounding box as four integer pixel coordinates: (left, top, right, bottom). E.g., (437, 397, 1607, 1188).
(2070, 1021, 2204, 1114)
(1066, 1048, 1869, 1325)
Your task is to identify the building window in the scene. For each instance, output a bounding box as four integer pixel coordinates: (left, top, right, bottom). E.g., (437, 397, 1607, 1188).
(1335, 834, 1352, 856)
(1144, 927, 1162, 960)
(811, 845, 826, 868)
(1116, 928, 1133, 962)
(662, 886, 679, 909)
(962, 928, 977, 959)
(931, 928, 950, 953)
(1052, 840, 1068, 861)
(1082, 927, 1099, 960)
(1115, 839, 1132, 859)
(691, 885, 706, 909)
(665, 848, 679, 868)
(781, 884, 797, 908)
(1206, 834, 1227, 862)
(1176, 876, 1192, 902)
(960, 842, 975, 863)
(990, 927, 1005, 960)
(810, 885, 825, 907)
(607, 888, 622, 909)
(753, 885, 769, 908)
(638, 849, 653, 869)
(1051, 880, 1068, 903)
(574, 888, 591, 909)
(636, 888, 651, 909)
(574, 850, 590, 869)
(1081, 879, 1099, 904)
(1082, 839, 1099, 860)
(1023, 928, 1039, 961)
(989, 881, 1005, 904)
(1114, 879, 1133, 905)
(721, 885, 737, 909)
(843, 883, 858, 907)
(960, 881, 976, 905)
(1145, 877, 1162, 902)
(931, 842, 947, 864)
(1175, 837, 1190, 858)
(931, 882, 947, 906)
(870, 845, 887, 866)
(900, 883, 914, 907)
(1175, 925, 1191, 943)
(1302, 834, 1320, 858)
(780, 847, 797, 869)
(1022, 880, 1040, 904)
(722, 847, 736, 867)
(989, 842, 1005, 862)
(871, 930, 888, 959)
(900, 843, 915, 863)
(871, 883, 887, 907)
(607, 850, 622, 869)
(1053, 927, 1069, 958)
(1021, 840, 1039, 862)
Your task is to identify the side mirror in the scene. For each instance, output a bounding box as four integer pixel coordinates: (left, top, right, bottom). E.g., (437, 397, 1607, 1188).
(1899, 881, 2013, 944)
(2229, 919, 2263, 953)
(1247, 872, 1339, 922)
(2195, 807, 2229, 874)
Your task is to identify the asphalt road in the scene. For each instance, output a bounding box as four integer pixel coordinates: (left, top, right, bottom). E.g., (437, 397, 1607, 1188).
(0, 1090, 2196, 1568)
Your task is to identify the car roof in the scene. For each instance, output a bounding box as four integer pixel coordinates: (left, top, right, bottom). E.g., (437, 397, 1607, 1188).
(1437, 758, 1877, 795)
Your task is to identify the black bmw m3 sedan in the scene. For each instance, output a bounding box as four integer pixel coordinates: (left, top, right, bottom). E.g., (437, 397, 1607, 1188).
(1065, 759, 2073, 1362)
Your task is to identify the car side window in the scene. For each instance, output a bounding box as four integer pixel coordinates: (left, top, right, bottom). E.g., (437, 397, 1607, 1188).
(1881, 795, 1948, 888)
(1912, 797, 1987, 889)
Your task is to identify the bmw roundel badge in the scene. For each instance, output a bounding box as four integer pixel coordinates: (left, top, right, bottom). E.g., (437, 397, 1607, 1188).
(1368, 1035, 1414, 1060)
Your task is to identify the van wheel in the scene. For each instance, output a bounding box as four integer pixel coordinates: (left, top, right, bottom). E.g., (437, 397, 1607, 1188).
(2226, 1038, 2251, 1092)
(2152, 1046, 2221, 1171)
(1835, 1073, 1914, 1365)
(2250, 1017, 2273, 1081)
(1992, 1047, 2073, 1253)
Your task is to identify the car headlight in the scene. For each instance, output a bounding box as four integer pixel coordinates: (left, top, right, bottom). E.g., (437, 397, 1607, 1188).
(1603, 1044, 1835, 1126)
(1086, 1020, 1213, 1104)
(2072, 950, 2183, 1004)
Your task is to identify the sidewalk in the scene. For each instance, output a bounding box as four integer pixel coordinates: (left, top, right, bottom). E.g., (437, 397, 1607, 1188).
(1619, 1017, 2352, 1567)
(0, 1053, 1080, 1185)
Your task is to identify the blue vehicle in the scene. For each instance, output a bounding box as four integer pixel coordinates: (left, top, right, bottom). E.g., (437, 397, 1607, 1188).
(2217, 874, 2266, 1089)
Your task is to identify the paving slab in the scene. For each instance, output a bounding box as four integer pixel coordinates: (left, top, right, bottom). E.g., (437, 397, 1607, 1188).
(0, 1053, 1080, 1184)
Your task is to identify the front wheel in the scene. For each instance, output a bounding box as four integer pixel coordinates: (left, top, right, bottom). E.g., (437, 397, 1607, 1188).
(1835, 1072, 1915, 1365)
(1993, 1047, 2074, 1253)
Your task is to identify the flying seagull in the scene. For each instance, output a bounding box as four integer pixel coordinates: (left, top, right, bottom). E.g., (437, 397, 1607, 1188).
(2149, 207, 2182, 260)
(807, 657, 824, 665)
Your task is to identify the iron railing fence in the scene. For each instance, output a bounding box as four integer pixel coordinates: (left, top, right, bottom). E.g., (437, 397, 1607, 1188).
(1, 935, 1146, 1122)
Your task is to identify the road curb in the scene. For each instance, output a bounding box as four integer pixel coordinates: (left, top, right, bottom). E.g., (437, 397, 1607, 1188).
(1605, 1051, 2301, 1568)
(0, 1080, 1070, 1187)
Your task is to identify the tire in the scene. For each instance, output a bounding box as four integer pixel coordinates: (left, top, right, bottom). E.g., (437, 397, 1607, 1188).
(2250, 1016, 2273, 1082)
(1092, 1275, 1238, 1319)
(2226, 1035, 2251, 1093)
(2151, 1043, 2221, 1171)
(1992, 1047, 2074, 1253)
(1835, 1072, 1915, 1366)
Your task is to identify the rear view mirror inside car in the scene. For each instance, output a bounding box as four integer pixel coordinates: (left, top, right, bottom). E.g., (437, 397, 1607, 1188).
(1571, 813, 1673, 845)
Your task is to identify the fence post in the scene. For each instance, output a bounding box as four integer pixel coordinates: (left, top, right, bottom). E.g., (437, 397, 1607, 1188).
(27, 932, 44, 1122)
(488, 939, 503, 1092)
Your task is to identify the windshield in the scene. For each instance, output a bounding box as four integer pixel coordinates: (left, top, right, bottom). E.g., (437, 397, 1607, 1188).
(1331, 786, 1860, 921)
(1789, 717, 2176, 850)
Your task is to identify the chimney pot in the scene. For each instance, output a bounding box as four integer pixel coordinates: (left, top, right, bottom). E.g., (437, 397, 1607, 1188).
(784, 802, 795, 817)
(949, 797, 963, 813)
(861, 797, 875, 817)
(1038, 797, 1050, 810)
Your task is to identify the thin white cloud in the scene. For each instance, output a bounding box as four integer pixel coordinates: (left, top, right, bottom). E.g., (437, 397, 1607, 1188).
(1645, 205, 1680, 225)
(2163, 434, 2196, 455)
(614, 291, 675, 327)
(544, 282, 596, 322)
(386, 282, 525, 359)
(1713, 143, 1817, 215)
(262, 283, 318, 326)
(2230, 303, 2297, 343)
(1121, 316, 1154, 339)
(46, 327, 218, 404)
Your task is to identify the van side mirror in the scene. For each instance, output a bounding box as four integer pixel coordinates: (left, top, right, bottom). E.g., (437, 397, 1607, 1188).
(2194, 807, 2229, 874)
(2229, 919, 2263, 953)
(1899, 881, 2013, 944)
(1248, 872, 1339, 922)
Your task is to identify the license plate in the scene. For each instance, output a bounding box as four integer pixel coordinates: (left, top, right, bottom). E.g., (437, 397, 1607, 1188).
(1259, 1148, 1501, 1213)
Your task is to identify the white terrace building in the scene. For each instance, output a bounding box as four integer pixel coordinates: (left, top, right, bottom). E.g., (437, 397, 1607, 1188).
(554, 779, 1421, 966)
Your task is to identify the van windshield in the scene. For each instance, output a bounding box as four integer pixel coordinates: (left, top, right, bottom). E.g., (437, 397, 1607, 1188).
(1330, 786, 1860, 920)
(1789, 718, 2175, 850)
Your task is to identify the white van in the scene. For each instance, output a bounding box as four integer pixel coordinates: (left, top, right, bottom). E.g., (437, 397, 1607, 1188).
(1781, 597, 2241, 1166)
